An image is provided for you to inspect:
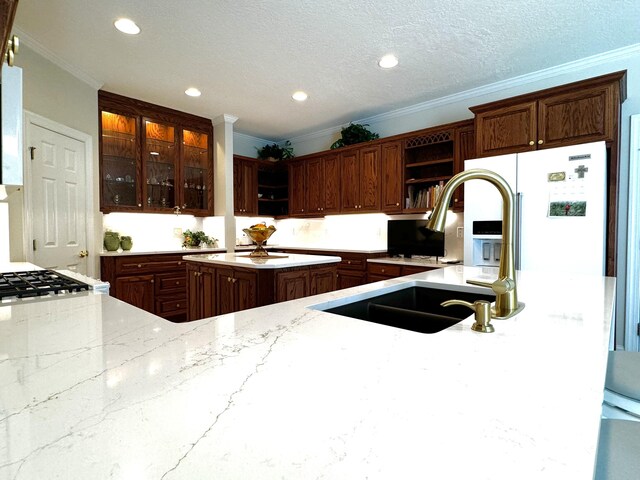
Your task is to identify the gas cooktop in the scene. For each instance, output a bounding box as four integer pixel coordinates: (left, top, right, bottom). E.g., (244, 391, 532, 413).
(0, 270, 90, 299)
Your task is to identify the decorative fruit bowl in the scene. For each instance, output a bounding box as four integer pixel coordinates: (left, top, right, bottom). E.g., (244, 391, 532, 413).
(242, 223, 276, 257)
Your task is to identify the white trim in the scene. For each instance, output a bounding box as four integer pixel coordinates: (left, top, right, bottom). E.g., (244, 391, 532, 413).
(213, 114, 238, 125)
(12, 27, 104, 90)
(626, 114, 640, 352)
(289, 43, 640, 145)
(23, 111, 96, 278)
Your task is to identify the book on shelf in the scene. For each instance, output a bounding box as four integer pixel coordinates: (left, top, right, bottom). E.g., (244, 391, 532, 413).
(407, 181, 445, 209)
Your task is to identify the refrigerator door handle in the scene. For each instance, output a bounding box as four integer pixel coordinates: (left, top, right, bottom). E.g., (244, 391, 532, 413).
(516, 193, 522, 270)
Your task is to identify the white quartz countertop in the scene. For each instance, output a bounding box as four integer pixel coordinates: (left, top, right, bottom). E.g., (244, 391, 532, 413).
(183, 252, 342, 269)
(99, 247, 225, 256)
(0, 267, 615, 479)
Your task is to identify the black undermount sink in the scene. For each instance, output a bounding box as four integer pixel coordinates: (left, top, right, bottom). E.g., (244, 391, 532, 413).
(322, 286, 495, 334)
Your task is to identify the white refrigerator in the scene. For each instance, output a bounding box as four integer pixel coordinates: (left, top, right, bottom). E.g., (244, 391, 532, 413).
(463, 141, 607, 276)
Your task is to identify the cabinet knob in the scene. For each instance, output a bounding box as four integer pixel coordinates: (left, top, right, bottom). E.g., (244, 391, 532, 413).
(176, 303, 180, 308)
(176, 281, 180, 285)
(381, 268, 385, 273)
(138, 203, 142, 207)
(151, 279, 154, 284)
(232, 278, 237, 284)
(529, 141, 535, 146)
(538, 139, 544, 145)
(137, 264, 142, 268)
(227, 277, 232, 282)
(347, 261, 351, 265)
(396, 203, 399, 206)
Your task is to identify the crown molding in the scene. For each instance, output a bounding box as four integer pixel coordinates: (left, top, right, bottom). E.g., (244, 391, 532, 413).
(233, 131, 274, 145)
(13, 26, 104, 90)
(290, 43, 640, 145)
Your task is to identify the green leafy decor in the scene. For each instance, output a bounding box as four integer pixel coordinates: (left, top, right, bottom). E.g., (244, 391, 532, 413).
(256, 140, 294, 161)
(330, 123, 380, 149)
(182, 230, 214, 247)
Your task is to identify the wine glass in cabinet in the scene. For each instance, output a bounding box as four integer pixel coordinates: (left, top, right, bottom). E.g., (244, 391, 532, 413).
(181, 129, 211, 215)
(100, 111, 140, 210)
(143, 119, 178, 212)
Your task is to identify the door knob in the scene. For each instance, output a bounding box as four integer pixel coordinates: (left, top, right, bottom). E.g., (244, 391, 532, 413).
(78, 250, 89, 258)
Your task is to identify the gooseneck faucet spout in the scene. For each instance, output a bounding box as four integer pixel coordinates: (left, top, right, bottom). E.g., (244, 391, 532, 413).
(427, 168, 524, 320)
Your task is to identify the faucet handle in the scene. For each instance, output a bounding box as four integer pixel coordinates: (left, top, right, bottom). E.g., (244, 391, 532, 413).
(441, 299, 494, 333)
(467, 276, 515, 295)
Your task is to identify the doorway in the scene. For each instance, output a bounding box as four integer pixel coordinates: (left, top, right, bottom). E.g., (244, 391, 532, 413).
(23, 112, 95, 276)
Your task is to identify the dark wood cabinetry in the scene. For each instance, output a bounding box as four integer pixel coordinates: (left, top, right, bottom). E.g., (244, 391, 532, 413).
(471, 71, 625, 157)
(367, 262, 442, 283)
(187, 262, 215, 321)
(101, 253, 188, 322)
(99, 91, 213, 215)
(341, 144, 381, 213)
(233, 155, 257, 215)
(380, 141, 403, 213)
(258, 161, 288, 217)
(289, 153, 340, 217)
(186, 260, 338, 320)
(215, 267, 258, 315)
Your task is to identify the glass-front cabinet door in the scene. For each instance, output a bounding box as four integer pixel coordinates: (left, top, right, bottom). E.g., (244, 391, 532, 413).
(143, 119, 179, 212)
(181, 129, 211, 214)
(100, 111, 140, 210)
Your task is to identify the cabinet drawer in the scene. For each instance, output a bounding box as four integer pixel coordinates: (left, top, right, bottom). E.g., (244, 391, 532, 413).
(156, 296, 187, 316)
(368, 263, 401, 277)
(156, 273, 187, 294)
(115, 257, 186, 274)
(402, 265, 442, 275)
(339, 257, 365, 270)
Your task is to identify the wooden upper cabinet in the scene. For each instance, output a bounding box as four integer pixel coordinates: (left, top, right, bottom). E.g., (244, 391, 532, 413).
(98, 91, 214, 215)
(380, 140, 403, 213)
(306, 156, 324, 214)
(322, 153, 341, 214)
(538, 83, 616, 149)
(453, 122, 475, 211)
(288, 160, 307, 216)
(233, 155, 257, 215)
(473, 102, 537, 156)
(471, 71, 625, 157)
(341, 145, 380, 213)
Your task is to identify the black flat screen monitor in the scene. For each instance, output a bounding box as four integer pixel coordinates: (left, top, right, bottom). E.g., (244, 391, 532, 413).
(387, 220, 445, 258)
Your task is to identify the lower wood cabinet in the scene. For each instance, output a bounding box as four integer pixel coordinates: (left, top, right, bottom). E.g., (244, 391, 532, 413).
(367, 262, 442, 282)
(187, 262, 215, 321)
(101, 253, 188, 322)
(186, 261, 338, 321)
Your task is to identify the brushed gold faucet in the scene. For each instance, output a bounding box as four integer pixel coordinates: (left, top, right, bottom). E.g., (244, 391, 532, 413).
(426, 168, 525, 323)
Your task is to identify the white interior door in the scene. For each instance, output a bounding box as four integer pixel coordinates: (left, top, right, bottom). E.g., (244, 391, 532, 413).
(29, 123, 88, 274)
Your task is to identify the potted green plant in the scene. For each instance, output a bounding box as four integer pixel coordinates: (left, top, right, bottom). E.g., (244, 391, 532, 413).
(182, 230, 216, 248)
(330, 123, 380, 149)
(256, 140, 294, 162)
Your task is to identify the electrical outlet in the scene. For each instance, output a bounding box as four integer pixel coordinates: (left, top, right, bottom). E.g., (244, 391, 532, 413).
(457, 227, 464, 238)
(173, 228, 183, 237)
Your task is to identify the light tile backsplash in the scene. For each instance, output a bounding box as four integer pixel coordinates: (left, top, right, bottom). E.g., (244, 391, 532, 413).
(102, 211, 464, 259)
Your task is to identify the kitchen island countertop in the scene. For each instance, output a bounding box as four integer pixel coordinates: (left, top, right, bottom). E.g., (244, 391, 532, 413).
(183, 252, 341, 269)
(0, 266, 615, 479)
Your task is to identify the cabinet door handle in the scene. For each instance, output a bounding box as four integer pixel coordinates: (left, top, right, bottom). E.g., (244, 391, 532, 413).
(538, 139, 544, 145)
(232, 278, 237, 284)
(529, 140, 535, 146)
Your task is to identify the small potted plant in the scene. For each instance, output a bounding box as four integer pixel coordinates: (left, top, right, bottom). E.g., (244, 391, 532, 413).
(256, 140, 294, 162)
(182, 230, 215, 248)
(330, 123, 379, 149)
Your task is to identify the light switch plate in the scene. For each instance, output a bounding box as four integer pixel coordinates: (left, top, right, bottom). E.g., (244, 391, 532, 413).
(457, 227, 464, 238)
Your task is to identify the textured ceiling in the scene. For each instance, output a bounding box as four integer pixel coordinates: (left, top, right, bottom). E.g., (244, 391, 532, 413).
(12, 0, 640, 141)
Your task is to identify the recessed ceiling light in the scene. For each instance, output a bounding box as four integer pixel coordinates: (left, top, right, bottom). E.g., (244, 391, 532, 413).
(378, 54, 399, 69)
(185, 87, 202, 97)
(114, 18, 140, 35)
(292, 91, 308, 102)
